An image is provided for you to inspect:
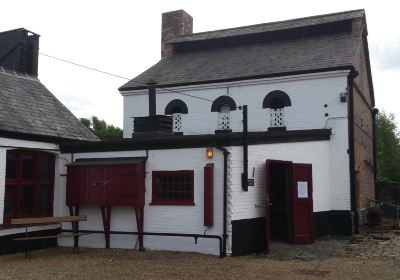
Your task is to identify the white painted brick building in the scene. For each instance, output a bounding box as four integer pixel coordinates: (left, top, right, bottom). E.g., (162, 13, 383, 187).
(1, 9, 376, 256)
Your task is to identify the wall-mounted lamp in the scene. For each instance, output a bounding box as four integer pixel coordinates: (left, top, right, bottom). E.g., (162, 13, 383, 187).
(340, 91, 347, 102)
(206, 147, 213, 159)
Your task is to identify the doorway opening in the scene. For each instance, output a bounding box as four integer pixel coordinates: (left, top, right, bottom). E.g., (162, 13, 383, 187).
(267, 161, 292, 243)
(265, 160, 314, 253)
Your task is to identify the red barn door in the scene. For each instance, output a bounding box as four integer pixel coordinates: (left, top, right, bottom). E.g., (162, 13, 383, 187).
(292, 163, 314, 244)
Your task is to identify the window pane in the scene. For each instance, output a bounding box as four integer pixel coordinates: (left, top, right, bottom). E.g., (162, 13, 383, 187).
(20, 186, 34, 214)
(38, 186, 49, 214)
(153, 171, 193, 203)
(22, 155, 35, 179)
(4, 186, 16, 217)
(39, 155, 51, 179)
(6, 153, 17, 179)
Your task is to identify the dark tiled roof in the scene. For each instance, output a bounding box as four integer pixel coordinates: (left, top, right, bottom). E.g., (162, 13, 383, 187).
(120, 33, 360, 90)
(0, 69, 99, 142)
(173, 9, 364, 43)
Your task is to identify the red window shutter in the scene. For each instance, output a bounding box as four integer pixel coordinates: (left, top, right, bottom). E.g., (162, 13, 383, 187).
(204, 163, 214, 227)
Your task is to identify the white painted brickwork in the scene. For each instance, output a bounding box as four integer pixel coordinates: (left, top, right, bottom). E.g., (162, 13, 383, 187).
(0, 137, 60, 236)
(122, 71, 349, 137)
(227, 138, 350, 219)
(57, 149, 225, 255)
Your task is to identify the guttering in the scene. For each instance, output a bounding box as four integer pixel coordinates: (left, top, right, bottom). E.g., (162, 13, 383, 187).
(347, 68, 359, 234)
(216, 146, 230, 257)
(119, 66, 354, 92)
(59, 129, 331, 153)
(0, 129, 96, 144)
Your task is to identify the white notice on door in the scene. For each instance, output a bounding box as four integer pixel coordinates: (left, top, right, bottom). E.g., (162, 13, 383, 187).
(297, 181, 308, 198)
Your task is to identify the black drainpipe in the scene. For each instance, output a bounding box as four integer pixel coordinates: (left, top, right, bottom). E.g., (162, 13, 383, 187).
(216, 146, 229, 257)
(347, 69, 359, 234)
(372, 107, 379, 187)
(241, 105, 249, 191)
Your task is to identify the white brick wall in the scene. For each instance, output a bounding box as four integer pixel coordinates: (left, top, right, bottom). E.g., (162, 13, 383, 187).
(227, 132, 350, 223)
(58, 148, 225, 255)
(122, 71, 349, 137)
(0, 137, 60, 236)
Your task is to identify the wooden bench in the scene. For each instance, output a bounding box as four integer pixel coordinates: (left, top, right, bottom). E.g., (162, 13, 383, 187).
(11, 215, 89, 258)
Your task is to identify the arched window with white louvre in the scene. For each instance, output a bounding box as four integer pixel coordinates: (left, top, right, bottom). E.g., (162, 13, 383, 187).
(263, 90, 292, 131)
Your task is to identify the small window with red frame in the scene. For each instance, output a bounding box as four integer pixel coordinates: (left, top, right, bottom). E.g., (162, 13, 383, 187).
(3, 150, 55, 224)
(151, 171, 194, 205)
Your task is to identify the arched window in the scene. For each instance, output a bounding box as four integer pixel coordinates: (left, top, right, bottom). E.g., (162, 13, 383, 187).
(262, 90, 291, 130)
(165, 99, 188, 133)
(211, 96, 237, 131)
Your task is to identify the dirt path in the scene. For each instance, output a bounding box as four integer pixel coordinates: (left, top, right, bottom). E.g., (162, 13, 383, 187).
(1, 231, 400, 280)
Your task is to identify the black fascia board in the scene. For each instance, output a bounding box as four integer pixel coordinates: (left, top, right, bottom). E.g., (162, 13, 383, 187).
(119, 66, 355, 92)
(0, 129, 92, 144)
(60, 129, 331, 153)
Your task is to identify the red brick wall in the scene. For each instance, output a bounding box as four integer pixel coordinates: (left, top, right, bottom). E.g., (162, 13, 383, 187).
(161, 10, 193, 58)
(352, 33, 375, 217)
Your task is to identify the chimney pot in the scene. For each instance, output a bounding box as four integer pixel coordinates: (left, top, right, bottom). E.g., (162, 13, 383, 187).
(161, 10, 193, 59)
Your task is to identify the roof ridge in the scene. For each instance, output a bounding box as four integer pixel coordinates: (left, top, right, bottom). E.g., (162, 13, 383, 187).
(0, 66, 39, 81)
(0, 28, 40, 36)
(175, 9, 364, 40)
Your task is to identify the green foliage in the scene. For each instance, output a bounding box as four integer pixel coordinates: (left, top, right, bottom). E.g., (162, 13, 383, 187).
(376, 111, 400, 184)
(80, 116, 123, 141)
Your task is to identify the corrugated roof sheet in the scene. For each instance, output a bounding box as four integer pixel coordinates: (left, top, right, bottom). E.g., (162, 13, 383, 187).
(0, 69, 99, 142)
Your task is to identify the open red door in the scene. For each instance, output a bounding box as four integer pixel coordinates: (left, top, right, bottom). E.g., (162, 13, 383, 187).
(292, 163, 314, 244)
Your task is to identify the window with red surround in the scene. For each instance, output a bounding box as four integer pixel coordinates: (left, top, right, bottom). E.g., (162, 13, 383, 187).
(3, 150, 55, 224)
(151, 171, 194, 205)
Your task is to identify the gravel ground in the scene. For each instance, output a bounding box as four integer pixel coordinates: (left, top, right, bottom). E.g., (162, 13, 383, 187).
(1, 231, 400, 280)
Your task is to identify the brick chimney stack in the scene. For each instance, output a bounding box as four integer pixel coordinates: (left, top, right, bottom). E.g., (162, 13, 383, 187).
(161, 10, 193, 59)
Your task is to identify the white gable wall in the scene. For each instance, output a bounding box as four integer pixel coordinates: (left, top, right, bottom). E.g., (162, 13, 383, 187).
(122, 71, 349, 137)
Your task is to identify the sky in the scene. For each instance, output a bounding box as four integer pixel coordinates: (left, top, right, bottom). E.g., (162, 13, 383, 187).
(2, 0, 400, 127)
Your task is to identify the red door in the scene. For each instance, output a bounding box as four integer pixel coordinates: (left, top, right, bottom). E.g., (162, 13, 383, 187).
(292, 163, 314, 244)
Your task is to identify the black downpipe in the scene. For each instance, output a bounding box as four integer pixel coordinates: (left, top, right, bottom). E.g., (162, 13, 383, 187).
(63, 229, 223, 258)
(216, 146, 229, 257)
(147, 79, 156, 116)
(347, 70, 359, 234)
(372, 108, 379, 185)
(241, 105, 249, 191)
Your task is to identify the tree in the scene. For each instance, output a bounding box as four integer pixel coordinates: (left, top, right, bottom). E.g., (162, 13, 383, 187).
(80, 116, 123, 141)
(376, 111, 400, 183)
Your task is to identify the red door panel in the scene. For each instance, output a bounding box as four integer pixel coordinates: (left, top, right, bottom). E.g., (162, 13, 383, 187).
(66, 162, 146, 207)
(292, 163, 314, 244)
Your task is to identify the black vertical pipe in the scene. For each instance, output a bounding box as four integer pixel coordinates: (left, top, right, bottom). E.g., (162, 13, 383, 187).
(347, 69, 359, 234)
(216, 146, 229, 257)
(147, 79, 156, 116)
(242, 105, 248, 191)
(372, 108, 379, 185)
